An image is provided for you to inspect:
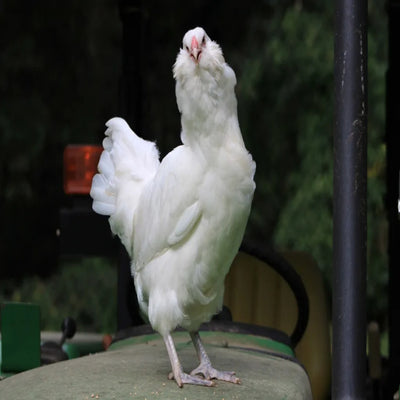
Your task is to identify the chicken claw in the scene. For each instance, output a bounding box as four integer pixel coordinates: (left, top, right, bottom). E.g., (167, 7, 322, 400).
(190, 331, 241, 384)
(190, 362, 240, 384)
(168, 370, 216, 387)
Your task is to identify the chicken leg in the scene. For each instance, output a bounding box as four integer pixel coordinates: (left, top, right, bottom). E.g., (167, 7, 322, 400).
(189, 331, 240, 384)
(163, 334, 215, 387)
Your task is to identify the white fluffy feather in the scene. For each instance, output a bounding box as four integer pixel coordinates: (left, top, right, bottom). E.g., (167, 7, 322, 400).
(90, 27, 255, 338)
(90, 117, 159, 255)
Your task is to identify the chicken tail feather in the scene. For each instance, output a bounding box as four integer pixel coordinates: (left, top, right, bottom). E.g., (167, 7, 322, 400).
(90, 117, 160, 256)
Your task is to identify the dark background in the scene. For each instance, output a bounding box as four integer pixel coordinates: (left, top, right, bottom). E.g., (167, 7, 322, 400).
(0, 0, 387, 324)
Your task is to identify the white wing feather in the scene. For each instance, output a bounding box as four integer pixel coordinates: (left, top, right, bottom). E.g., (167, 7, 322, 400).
(131, 146, 205, 271)
(167, 201, 201, 246)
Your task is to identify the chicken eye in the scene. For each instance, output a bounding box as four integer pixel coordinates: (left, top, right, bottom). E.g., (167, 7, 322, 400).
(185, 45, 189, 52)
(201, 36, 206, 45)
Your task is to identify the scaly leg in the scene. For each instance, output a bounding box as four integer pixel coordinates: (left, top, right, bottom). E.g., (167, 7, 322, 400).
(163, 334, 215, 387)
(189, 331, 240, 384)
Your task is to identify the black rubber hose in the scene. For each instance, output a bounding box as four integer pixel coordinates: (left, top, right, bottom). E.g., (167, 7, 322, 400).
(239, 242, 310, 348)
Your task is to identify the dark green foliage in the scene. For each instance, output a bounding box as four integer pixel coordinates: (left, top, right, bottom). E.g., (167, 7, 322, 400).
(235, 1, 387, 321)
(237, 5, 334, 246)
(0, 0, 121, 278)
(0, 258, 117, 332)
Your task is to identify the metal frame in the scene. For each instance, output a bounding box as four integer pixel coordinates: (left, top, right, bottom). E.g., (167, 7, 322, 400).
(386, 0, 400, 396)
(116, 0, 145, 330)
(333, 0, 368, 398)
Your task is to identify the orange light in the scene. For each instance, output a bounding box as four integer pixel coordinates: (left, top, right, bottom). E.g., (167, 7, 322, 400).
(63, 145, 103, 195)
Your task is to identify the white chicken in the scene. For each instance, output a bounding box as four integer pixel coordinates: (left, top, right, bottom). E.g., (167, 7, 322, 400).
(90, 27, 255, 387)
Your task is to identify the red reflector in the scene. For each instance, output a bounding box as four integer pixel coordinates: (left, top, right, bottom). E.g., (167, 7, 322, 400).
(63, 145, 103, 195)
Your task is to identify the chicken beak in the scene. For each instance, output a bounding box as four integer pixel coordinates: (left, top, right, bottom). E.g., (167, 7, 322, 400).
(190, 36, 201, 62)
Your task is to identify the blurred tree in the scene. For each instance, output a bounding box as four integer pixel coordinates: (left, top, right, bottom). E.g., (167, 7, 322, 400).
(0, 0, 121, 278)
(0, 257, 117, 332)
(235, 1, 387, 321)
(240, 3, 336, 268)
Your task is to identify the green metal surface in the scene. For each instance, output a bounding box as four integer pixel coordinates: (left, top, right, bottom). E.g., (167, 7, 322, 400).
(0, 302, 40, 373)
(41, 331, 105, 360)
(0, 331, 312, 400)
(63, 341, 104, 359)
(110, 330, 295, 357)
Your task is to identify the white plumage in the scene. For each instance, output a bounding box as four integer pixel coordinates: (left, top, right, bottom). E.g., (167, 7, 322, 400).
(90, 26, 255, 387)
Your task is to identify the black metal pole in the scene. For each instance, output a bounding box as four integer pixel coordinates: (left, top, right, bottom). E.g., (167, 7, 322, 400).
(117, 0, 143, 331)
(119, 0, 143, 130)
(333, 0, 368, 398)
(386, 0, 400, 397)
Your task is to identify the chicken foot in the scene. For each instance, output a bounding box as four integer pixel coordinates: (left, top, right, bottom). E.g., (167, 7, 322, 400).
(163, 334, 215, 387)
(189, 331, 240, 384)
